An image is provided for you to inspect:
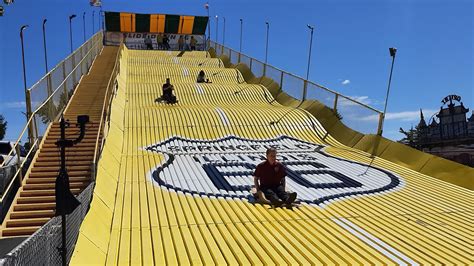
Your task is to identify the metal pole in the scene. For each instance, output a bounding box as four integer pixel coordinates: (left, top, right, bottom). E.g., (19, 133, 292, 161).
(215, 15, 218, 43)
(20, 25, 34, 147)
(205, 2, 210, 43)
(306, 25, 314, 81)
(239, 18, 243, 53)
(265, 21, 269, 64)
(92, 11, 95, 34)
(379, 47, 397, 136)
(43, 19, 54, 121)
(69, 14, 76, 53)
(59, 117, 67, 266)
(83, 12, 86, 43)
(304, 25, 314, 101)
(223, 17, 226, 46)
(42, 19, 48, 74)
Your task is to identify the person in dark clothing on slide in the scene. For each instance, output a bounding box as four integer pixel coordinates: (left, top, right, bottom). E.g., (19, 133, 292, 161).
(253, 148, 297, 207)
(155, 78, 177, 104)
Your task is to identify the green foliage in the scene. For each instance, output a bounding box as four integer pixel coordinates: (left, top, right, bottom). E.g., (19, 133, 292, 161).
(398, 124, 425, 149)
(398, 127, 417, 146)
(0, 114, 7, 140)
(36, 89, 73, 124)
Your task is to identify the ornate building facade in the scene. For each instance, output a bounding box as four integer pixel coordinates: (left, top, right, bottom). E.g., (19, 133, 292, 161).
(416, 95, 474, 167)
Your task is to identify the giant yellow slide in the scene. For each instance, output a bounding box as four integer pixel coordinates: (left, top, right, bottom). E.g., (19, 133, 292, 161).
(70, 47, 473, 265)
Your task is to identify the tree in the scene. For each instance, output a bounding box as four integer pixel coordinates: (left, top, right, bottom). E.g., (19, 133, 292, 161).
(0, 114, 7, 140)
(398, 127, 416, 146)
(36, 89, 73, 124)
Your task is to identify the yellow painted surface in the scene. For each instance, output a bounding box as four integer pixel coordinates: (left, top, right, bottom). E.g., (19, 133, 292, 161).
(150, 14, 166, 33)
(179, 16, 195, 34)
(120, 13, 136, 32)
(71, 48, 474, 265)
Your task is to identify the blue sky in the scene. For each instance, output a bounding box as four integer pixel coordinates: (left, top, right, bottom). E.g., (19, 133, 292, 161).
(1, 0, 472, 142)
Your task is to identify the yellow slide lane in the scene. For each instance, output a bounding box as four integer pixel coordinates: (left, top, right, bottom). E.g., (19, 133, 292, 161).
(71, 47, 473, 265)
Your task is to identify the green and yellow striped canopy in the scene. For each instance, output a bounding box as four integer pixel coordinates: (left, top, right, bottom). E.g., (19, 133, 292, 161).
(105, 12, 209, 34)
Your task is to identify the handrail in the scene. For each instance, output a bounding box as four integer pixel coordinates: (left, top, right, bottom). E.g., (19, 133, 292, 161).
(91, 43, 124, 177)
(32, 38, 102, 114)
(309, 81, 382, 114)
(0, 139, 38, 203)
(0, 32, 103, 211)
(210, 40, 383, 115)
(0, 35, 103, 169)
(27, 32, 102, 94)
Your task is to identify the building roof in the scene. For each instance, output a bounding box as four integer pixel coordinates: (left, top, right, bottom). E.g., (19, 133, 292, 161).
(468, 111, 474, 122)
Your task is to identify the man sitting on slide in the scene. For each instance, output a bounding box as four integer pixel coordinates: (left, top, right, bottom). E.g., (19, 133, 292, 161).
(253, 148, 297, 207)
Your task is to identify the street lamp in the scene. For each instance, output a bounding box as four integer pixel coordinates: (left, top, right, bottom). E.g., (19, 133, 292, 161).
(42, 19, 48, 74)
(20, 25, 34, 146)
(215, 15, 218, 43)
(222, 17, 226, 46)
(43, 19, 54, 121)
(306, 24, 314, 81)
(82, 12, 86, 42)
(69, 14, 77, 53)
(205, 2, 210, 44)
(265, 21, 269, 64)
(239, 18, 243, 53)
(379, 47, 398, 136)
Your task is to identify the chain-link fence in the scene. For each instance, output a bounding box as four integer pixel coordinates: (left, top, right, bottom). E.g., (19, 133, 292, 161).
(0, 183, 95, 266)
(209, 40, 383, 135)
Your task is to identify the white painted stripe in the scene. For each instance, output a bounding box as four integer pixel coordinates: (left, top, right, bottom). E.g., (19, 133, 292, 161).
(333, 218, 418, 266)
(173, 57, 178, 64)
(195, 84, 204, 94)
(183, 67, 189, 76)
(215, 108, 230, 126)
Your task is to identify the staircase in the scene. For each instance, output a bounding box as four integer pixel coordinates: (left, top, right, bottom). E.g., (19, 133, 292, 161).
(0, 46, 119, 238)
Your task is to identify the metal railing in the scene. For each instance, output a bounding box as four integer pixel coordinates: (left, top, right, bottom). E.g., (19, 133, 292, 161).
(0, 34, 124, 266)
(0, 31, 104, 223)
(210, 40, 384, 136)
(91, 42, 124, 180)
(0, 182, 95, 266)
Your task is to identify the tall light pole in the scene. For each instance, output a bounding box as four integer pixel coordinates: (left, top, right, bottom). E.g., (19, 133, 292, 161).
(239, 18, 243, 53)
(205, 2, 210, 45)
(20, 25, 34, 146)
(379, 47, 398, 136)
(82, 12, 86, 42)
(43, 19, 54, 121)
(265, 21, 269, 64)
(305, 24, 314, 81)
(92, 11, 95, 34)
(222, 17, 226, 46)
(42, 19, 48, 74)
(215, 15, 219, 43)
(69, 14, 77, 53)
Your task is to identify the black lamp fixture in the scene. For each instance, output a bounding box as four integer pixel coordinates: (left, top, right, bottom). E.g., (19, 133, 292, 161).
(69, 14, 77, 53)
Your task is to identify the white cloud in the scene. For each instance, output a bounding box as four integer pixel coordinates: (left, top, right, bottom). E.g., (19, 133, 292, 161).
(356, 109, 438, 122)
(3, 101, 26, 109)
(339, 95, 383, 107)
(341, 79, 350, 85)
(350, 96, 371, 105)
(386, 109, 437, 121)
